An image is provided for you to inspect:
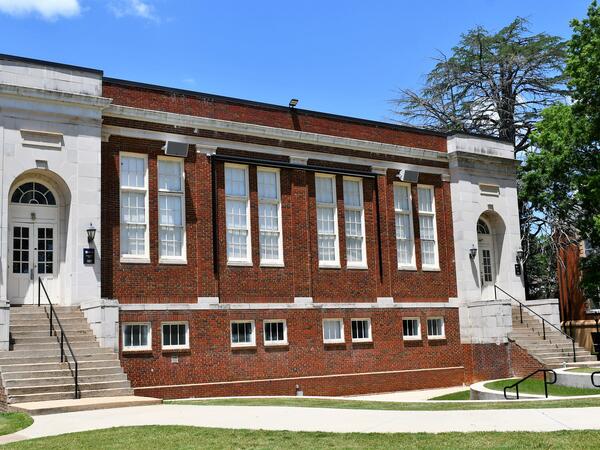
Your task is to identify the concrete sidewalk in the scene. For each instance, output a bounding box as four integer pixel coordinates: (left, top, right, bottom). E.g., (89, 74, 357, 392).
(3, 403, 600, 443)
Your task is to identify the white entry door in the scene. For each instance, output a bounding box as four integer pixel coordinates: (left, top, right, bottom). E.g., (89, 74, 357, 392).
(478, 234, 496, 299)
(8, 223, 56, 304)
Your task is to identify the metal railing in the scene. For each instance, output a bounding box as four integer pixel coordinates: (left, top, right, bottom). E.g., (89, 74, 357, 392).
(503, 369, 557, 400)
(38, 278, 79, 399)
(592, 371, 600, 388)
(495, 285, 577, 363)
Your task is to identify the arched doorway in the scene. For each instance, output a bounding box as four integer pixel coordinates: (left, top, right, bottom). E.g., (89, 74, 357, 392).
(477, 218, 496, 299)
(8, 181, 59, 304)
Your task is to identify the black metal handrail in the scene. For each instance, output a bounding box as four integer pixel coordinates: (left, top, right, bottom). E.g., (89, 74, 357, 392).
(592, 371, 600, 388)
(503, 369, 557, 400)
(495, 285, 577, 363)
(38, 278, 79, 399)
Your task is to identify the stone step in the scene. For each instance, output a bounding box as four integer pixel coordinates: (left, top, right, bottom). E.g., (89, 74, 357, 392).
(2, 366, 125, 380)
(11, 319, 90, 327)
(11, 335, 96, 344)
(0, 353, 119, 366)
(0, 359, 123, 373)
(539, 355, 597, 363)
(0, 347, 110, 359)
(533, 351, 590, 358)
(8, 387, 134, 404)
(12, 341, 100, 351)
(11, 324, 91, 333)
(5, 373, 128, 388)
(7, 380, 131, 396)
(9, 396, 162, 416)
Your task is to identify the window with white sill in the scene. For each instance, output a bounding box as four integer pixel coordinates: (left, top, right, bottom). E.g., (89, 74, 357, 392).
(351, 318, 372, 342)
(263, 319, 287, 345)
(316, 174, 339, 267)
(120, 154, 148, 259)
(417, 185, 439, 269)
(258, 168, 283, 265)
(123, 323, 151, 350)
(394, 183, 415, 268)
(343, 177, 366, 267)
(402, 318, 421, 340)
(427, 317, 445, 339)
(323, 318, 344, 343)
(225, 164, 251, 264)
(230, 320, 255, 347)
(158, 158, 185, 260)
(161, 322, 189, 349)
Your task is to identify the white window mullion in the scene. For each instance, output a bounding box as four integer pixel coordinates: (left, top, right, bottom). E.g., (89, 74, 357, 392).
(258, 168, 283, 266)
(417, 185, 439, 270)
(158, 158, 185, 262)
(120, 153, 149, 261)
(225, 164, 251, 265)
(343, 177, 366, 268)
(316, 174, 340, 267)
(394, 183, 415, 269)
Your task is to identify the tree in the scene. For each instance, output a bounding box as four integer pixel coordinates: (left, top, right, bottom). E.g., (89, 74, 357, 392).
(393, 18, 567, 154)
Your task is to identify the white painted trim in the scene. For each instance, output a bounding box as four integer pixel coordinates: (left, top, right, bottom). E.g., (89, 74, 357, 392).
(161, 321, 190, 350)
(230, 320, 256, 347)
(0, 83, 111, 109)
(104, 104, 448, 163)
(350, 318, 372, 343)
(224, 163, 252, 265)
(122, 322, 152, 351)
(262, 319, 288, 346)
(315, 173, 340, 268)
(133, 365, 465, 390)
(402, 317, 422, 340)
(157, 156, 187, 262)
(119, 301, 459, 311)
(343, 177, 367, 268)
(426, 316, 446, 339)
(257, 167, 284, 266)
(322, 318, 345, 343)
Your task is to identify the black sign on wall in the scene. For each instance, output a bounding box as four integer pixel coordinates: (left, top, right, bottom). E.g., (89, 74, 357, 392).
(83, 248, 95, 265)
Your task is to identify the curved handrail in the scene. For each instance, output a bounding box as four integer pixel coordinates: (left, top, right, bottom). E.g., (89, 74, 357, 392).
(592, 371, 600, 388)
(495, 285, 577, 363)
(38, 278, 79, 399)
(503, 369, 557, 400)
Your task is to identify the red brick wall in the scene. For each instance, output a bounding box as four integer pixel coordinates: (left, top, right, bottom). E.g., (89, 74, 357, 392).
(508, 342, 545, 377)
(120, 307, 464, 398)
(103, 82, 447, 153)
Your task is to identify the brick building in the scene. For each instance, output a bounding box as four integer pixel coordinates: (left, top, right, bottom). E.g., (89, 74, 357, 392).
(0, 54, 543, 401)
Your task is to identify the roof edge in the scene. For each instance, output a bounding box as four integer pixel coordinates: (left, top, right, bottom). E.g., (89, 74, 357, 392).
(0, 53, 103, 76)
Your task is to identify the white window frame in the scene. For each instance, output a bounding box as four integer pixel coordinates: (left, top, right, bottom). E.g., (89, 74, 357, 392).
(343, 177, 367, 269)
(322, 318, 345, 344)
(417, 185, 439, 270)
(427, 317, 446, 340)
(225, 164, 252, 265)
(257, 167, 284, 267)
(230, 320, 256, 348)
(263, 319, 288, 346)
(158, 157, 187, 264)
(161, 321, 189, 350)
(393, 182, 416, 270)
(402, 317, 421, 341)
(119, 152, 150, 263)
(315, 173, 340, 268)
(351, 318, 372, 343)
(122, 322, 152, 351)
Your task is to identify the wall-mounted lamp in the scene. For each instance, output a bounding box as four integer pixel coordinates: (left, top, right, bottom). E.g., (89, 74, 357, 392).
(86, 223, 97, 244)
(469, 245, 478, 259)
(288, 98, 299, 108)
(516, 248, 524, 263)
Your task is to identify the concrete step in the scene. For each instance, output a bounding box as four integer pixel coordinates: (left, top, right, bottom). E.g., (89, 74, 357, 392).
(5, 373, 128, 388)
(7, 380, 131, 395)
(0, 347, 110, 359)
(10, 319, 90, 327)
(9, 396, 162, 416)
(2, 366, 125, 380)
(12, 341, 100, 351)
(8, 387, 134, 404)
(11, 325, 91, 333)
(539, 355, 597, 364)
(0, 353, 119, 367)
(11, 335, 96, 344)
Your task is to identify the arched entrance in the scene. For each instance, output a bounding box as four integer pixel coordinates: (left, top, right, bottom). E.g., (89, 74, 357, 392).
(477, 217, 496, 299)
(7, 180, 60, 304)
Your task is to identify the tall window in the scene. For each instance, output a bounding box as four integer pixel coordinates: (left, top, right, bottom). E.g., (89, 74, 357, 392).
(394, 183, 415, 268)
(158, 158, 185, 260)
(258, 168, 283, 265)
(417, 185, 438, 269)
(315, 174, 339, 267)
(120, 153, 148, 259)
(225, 164, 251, 264)
(343, 177, 366, 267)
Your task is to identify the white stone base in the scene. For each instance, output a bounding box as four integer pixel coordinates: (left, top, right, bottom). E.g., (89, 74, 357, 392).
(0, 301, 9, 351)
(80, 299, 119, 351)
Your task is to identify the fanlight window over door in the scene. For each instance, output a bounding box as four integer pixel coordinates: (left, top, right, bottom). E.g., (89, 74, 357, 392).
(11, 182, 56, 206)
(477, 219, 490, 235)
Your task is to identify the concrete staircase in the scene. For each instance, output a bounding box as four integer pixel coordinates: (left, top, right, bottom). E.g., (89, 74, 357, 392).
(1, 305, 133, 404)
(509, 305, 597, 367)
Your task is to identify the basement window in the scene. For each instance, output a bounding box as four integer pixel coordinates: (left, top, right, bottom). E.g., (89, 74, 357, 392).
(402, 318, 421, 340)
(427, 317, 445, 339)
(351, 318, 372, 342)
(323, 319, 345, 344)
(263, 319, 288, 346)
(161, 322, 189, 350)
(123, 323, 151, 351)
(230, 320, 255, 347)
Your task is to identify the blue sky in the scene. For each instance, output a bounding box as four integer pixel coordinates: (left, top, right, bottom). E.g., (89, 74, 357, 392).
(0, 0, 591, 122)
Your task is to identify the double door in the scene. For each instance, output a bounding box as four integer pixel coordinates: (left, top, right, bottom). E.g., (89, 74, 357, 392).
(8, 223, 55, 304)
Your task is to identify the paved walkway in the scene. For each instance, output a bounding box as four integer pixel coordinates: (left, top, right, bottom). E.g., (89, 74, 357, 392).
(3, 403, 600, 443)
(345, 385, 467, 401)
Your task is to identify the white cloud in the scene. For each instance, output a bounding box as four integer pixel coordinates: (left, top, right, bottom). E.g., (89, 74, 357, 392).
(109, 0, 158, 22)
(0, 0, 80, 19)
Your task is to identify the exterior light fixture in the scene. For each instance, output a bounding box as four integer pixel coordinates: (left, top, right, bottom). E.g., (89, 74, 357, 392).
(288, 98, 299, 108)
(86, 223, 97, 243)
(516, 249, 524, 263)
(469, 245, 477, 259)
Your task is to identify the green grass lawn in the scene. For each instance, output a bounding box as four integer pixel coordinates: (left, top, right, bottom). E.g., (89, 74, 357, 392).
(6, 426, 600, 450)
(485, 378, 600, 397)
(567, 367, 600, 373)
(0, 413, 33, 436)
(166, 395, 600, 411)
(429, 390, 471, 400)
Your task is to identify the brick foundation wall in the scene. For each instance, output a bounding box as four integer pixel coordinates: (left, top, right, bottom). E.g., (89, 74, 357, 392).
(507, 341, 545, 377)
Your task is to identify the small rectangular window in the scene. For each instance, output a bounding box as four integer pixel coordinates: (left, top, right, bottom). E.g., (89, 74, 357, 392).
(230, 320, 255, 347)
(316, 174, 340, 267)
(161, 322, 189, 349)
(394, 183, 415, 268)
(351, 318, 372, 342)
(343, 178, 366, 268)
(402, 318, 421, 340)
(427, 317, 445, 339)
(323, 319, 344, 343)
(225, 164, 251, 264)
(263, 319, 287, 345)
(258, 168, 283, 265)
(123, 323, 151, 351)
(120, 154, 148, 259)
(417, 185, 438, 269)
(158, 158, 185, 261)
